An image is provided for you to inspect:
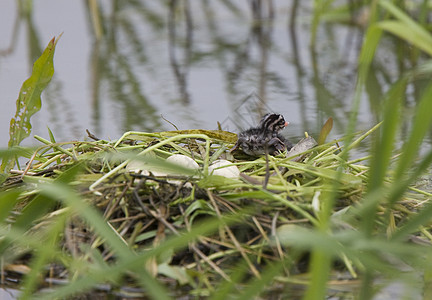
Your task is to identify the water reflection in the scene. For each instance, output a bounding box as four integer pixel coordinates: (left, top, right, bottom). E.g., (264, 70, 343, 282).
(168, 0, 192, 104)
(88, 0, 162, 134)
(88, 0, 305, 133)
(0, 1, 43, 66)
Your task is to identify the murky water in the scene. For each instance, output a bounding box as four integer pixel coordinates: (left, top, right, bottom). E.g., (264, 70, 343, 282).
(0, 0, 387, 154)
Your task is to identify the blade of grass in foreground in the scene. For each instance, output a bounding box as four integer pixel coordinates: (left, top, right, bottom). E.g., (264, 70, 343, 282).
(19, 210, 68, 299)
(360, 78, 406, 235)
(27, 162, 241, 299)
(0, 35, 61, 173)
(305, 2, 382, 298)
(33, 164, 170, 300)
(393, 83, 432, 182)
(378, 0, 432, 56)
(35, 213, 236, 299)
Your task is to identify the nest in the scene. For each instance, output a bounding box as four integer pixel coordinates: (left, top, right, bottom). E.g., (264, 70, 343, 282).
(1, 128, 428, 297)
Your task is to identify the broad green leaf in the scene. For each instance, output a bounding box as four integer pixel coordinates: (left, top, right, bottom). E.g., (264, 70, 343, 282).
(9, 36, 60, 146)
(1, 35, 61, 172)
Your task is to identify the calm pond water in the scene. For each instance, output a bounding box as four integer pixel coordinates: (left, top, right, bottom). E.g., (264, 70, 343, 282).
(0, 0, 392, 152)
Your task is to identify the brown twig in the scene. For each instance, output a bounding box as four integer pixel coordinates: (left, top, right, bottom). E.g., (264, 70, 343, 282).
(86, 129, 100, 141)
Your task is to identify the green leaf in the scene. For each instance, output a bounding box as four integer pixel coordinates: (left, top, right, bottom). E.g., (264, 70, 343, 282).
(1, 35, 61, 173)
(317, 117, 333, 145)
(198, 175, 241, 189)
(47, 127, 61, 164)
(47, 126, 56, 143)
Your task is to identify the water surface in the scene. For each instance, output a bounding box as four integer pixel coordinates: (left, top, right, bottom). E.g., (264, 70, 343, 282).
(0, 1, 419, 154)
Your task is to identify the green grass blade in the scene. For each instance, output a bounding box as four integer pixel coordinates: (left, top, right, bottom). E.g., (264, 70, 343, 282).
(47, 126, 56, 143)
(210, 261, 247, 300)
(36, 173, 172, 299)
(37, 216, 232, 299)
(394, 84, 432, 181)
(327, 4, 381, 298)
(360, 79, 407, 234)
(236, 261, 285, 300)
(390, 150, 432, 240)
(0, 189, 23, 222)
(378, 0, 432, 56)
(20, 212, 67, 299)
(339, 16, 381, 160)
(310, 0, 335, 49)
(368, 79, 406, 190)
(39, 185, 132, 259)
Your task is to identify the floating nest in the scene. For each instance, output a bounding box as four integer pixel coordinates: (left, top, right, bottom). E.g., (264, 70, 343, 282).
(0, 128, 428, 297)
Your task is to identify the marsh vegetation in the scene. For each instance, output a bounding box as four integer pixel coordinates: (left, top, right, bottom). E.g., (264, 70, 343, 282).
(1, 1, 432, 299)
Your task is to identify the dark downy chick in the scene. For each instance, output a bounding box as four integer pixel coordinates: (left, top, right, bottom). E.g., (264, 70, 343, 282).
(231, 113, 293, 156)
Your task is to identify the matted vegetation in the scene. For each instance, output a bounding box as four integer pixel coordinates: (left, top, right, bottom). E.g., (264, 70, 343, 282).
(1, 123, 431, 299)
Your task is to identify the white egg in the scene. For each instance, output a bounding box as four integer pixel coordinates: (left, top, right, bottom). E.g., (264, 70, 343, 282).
(126, 154, 199, 175)
(127, 154, 199, 188)
(208, 159, 240, 179)
(166, 154, 200, 170)
(125, 159, 166, 176)
(125, 159, 147, 173)
(165, 155, 199, 187)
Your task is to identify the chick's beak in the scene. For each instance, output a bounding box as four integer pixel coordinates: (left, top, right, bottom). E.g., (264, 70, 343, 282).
(284, 121, 289, 127)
